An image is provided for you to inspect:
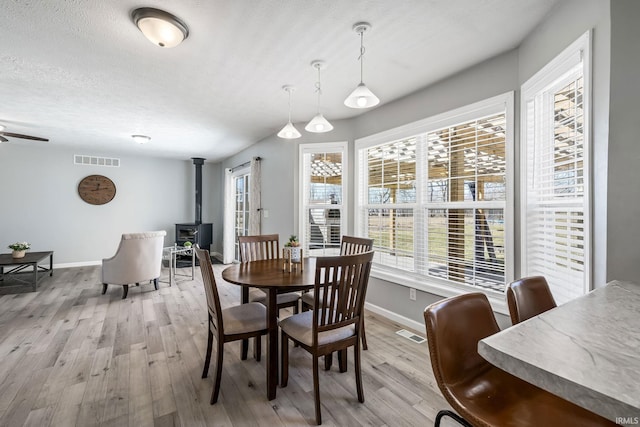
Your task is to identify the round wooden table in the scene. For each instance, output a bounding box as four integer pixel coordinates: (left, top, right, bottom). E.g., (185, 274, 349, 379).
(222, 257, 316, 400)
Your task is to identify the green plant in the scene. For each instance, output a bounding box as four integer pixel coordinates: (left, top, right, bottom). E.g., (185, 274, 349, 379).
(183, 241, 192, 247)
(285, 235, 300, 247)
(8, 242, 30, 251)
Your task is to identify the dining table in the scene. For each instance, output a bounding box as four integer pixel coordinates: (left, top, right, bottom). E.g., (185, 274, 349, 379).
(478, 280, 640, 425)
(222, 257, 316, 400)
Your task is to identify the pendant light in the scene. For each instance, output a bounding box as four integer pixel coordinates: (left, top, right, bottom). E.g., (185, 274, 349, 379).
(344, 22, 380, 109)
(277, 85, 301, 139)
(305, 60, 333, 133)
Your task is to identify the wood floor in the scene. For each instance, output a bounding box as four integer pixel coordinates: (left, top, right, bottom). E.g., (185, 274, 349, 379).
(0, 264, 451, 427)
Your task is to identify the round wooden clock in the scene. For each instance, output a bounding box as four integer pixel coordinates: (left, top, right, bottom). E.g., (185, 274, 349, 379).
(78, 175, 116, 205)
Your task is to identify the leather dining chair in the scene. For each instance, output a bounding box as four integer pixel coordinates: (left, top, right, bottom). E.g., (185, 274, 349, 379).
(302, 235, 374, 352)
(507, 276, 557, 325)
(279, 251, 374, 425)
(423, 293, 616, 427)
(195, 247, 268, 404)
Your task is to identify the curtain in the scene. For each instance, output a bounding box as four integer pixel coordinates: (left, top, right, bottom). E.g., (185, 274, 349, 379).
(249, 157, 261, 235)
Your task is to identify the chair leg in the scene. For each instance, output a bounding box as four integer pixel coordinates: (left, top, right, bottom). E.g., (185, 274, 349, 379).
(280, 334, 289, 386)
(211, 338, 224, 404)
(202, 327, 213, 378)
(153, 278, 158, 290)
(122, 285, 129, 299)
(312, 356, 322, 425)
(324, 353, 333, 371)
(241, 338, 249, 360)
(434, 410, 472, 427)
(338, 349, 347, 373)
(254, 335, 261, 362)
(102, 283, 108, 295)
(354, 341, 364, 403)
(361, 317, 368, 351)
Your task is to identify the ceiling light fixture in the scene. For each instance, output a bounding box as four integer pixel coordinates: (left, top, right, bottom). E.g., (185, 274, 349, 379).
(305, 60, 333, 133)
(132, 7, 189, 48)
(344, 22, 380, 109)
(132, 134, 151, 144)
(277, 85, 301, 139)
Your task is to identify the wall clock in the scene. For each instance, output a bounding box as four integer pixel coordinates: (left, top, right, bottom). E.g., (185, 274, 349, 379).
(78, 175, 116, 205)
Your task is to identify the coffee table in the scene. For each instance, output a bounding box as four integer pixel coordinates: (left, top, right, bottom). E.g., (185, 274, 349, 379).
(0, 251, 54, 291)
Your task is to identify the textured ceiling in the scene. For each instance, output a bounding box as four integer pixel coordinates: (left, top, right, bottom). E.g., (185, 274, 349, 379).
(0, 0, 558, 161)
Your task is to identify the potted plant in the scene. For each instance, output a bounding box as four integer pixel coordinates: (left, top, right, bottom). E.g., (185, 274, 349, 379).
(8, 241, 30, 259)
(284, 235, 301, 262)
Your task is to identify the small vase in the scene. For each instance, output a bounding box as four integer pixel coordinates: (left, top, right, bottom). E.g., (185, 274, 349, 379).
(12, 249, 26, 258)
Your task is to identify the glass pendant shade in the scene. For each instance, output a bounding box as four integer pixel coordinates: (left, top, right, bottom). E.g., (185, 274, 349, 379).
(305, 113, 333, 133)
(133, 8, 189, 48)
(344, 83, 380, 108)
(277, 122, 301, 139)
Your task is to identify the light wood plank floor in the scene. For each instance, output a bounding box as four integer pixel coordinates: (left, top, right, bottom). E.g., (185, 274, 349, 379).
(0, 265, 452, 427)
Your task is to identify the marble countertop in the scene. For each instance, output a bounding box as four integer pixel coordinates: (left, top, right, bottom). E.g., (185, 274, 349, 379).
(479, 280, 640, 424)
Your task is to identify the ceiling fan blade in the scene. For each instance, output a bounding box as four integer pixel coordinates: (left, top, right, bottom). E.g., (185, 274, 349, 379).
(0, 135, 7, 143)
(0, 132, 49, 142)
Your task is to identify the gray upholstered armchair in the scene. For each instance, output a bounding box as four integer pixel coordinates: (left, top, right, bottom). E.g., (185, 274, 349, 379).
(101, 230, 166, 299)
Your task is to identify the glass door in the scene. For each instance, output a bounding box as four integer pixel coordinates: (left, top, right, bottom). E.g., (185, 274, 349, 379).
(234, 172, 250, 260)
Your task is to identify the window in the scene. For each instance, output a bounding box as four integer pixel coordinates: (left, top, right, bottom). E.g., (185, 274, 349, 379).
(356, 93, 513, 294)
(234, 172, 250, 260)
(300, 142, 347, 256)
(521, 32, 591, 304)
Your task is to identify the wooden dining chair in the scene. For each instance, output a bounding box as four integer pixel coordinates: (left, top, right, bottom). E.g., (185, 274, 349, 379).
(507, 275, 557, 324)
(238, 234, 301, 359)
(195, 248, 268, 404)
(424, 293, 615, 427)
(279, 251, 374, 425)
(302, 235, 374, 352)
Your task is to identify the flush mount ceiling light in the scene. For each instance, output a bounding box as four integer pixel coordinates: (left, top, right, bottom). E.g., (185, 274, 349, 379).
(132, 7, 189, 48)
(344, 22, 380, 109)
(277, 85, 301, 139)
(305, 60, 333, 133)
(132, 134, 151, 144)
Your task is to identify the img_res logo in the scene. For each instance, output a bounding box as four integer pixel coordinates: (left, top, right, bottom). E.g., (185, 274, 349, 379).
(616, 417, 640, 425)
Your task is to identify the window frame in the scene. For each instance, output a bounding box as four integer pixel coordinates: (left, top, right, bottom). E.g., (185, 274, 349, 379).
(520, 31, 592, 302)
(355, 92, 515, 310)
(298, 141, 348, 255)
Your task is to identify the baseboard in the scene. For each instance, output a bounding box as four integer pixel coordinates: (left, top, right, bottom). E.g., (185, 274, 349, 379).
(210, 251, 224, 263)
(364, 301, 425, 337)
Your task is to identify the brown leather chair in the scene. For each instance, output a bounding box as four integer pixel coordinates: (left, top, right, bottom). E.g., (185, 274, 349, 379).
(195, 248, 268, 404)
(279, 251, 374, 425)
(423, 293, 616, 427)
(507, 276, 557, 325)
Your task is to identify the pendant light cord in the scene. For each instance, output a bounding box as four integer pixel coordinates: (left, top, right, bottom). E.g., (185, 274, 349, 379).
(315, 65, 322, 112)
(287, 88, 293, 122)
(358, 30, 366, 84)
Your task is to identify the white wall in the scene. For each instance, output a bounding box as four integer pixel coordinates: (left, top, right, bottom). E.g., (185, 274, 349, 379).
(0, 144, 204, 265)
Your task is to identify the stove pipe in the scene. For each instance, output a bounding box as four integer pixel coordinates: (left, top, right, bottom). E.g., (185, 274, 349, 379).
(192, 157, 205, 225)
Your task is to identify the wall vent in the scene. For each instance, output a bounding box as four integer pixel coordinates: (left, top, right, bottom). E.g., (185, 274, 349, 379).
(74, 155, 120, 167)
(395, 329, 426, 344)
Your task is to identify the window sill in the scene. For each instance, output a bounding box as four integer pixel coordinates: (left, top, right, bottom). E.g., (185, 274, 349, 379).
(370, 265, 509, 316)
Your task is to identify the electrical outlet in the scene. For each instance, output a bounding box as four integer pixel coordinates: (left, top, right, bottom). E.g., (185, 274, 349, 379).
(263, 209, 269, 218)
(409, 287, 417, 301)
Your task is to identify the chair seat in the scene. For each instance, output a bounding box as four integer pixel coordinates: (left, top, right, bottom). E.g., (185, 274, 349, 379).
(301, 289, 321, 306)
(250, 290, 300, 306)
(279, 310, 355, 347)
(448, 361, 615, 427)
(222, 302, 267, 336)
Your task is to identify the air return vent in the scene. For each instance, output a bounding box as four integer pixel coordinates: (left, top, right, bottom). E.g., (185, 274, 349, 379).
(395, 329, 426, 344)
(74, 155, 120, 167)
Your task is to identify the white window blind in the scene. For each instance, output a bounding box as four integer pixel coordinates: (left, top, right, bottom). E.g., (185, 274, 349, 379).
(357, 94, 512, 293)
(300, 143, 347, 256)
(521, 32, 590, 304)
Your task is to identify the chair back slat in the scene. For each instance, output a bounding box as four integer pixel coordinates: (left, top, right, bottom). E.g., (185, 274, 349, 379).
(238, 234, 280, 262)
(195, 248, 223, 333)
(340, 236, 374, 255)
(313, 252, 373, 341)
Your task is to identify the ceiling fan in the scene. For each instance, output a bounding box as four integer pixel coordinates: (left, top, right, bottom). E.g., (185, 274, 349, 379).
(0, 125, 49, 143)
